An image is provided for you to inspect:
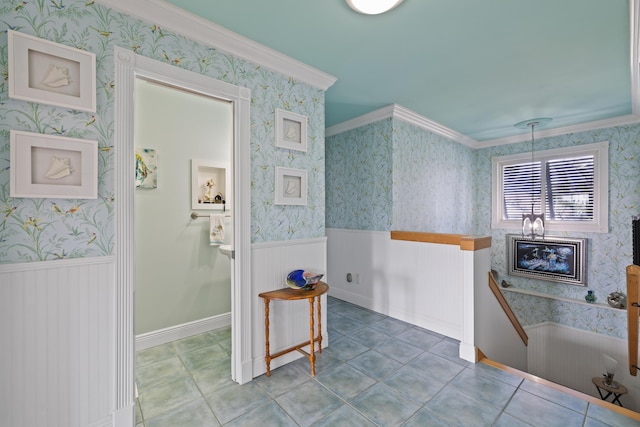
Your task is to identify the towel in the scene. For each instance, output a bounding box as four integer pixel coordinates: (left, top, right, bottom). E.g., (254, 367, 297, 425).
(209, 214, 225, 246)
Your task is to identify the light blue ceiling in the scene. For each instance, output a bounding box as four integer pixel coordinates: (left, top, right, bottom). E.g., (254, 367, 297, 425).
(165, 0, 631, 141)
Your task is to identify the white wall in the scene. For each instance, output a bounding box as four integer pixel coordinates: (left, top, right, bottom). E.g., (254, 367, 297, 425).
(527, 322, 640, 412)
(326, 228, 488, 359)
(0, 257, 115, 427)
(251, 237, 328, 375)
(134, 79, 233, 335)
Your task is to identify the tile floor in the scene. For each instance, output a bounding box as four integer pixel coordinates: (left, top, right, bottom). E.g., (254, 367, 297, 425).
(135, 296, 640, 426)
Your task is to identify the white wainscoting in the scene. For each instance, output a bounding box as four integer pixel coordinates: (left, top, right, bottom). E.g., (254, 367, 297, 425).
(0, 256, 115, 427)
(326, 228, 466, 340)
(527, 322, 640, 412)
(135, 312, 231, 351)
(251, 237, 327, 376)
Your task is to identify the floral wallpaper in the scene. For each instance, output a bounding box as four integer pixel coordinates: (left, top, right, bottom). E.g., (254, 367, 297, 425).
(325, 118, 393, 231)
(325, 117, 475, 233)
(475, 124, 640, 338)
(392, 119, 475, 234)
(0, 0, 325, 263)
(328, 117, 640, 339)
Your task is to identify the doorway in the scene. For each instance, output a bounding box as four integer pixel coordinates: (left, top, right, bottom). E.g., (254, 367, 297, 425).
(114, 47, 253, 422)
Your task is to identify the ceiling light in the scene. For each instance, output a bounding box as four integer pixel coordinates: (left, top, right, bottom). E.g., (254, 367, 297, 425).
(346, 0, 404, 15)
(514, 118, 552, 239)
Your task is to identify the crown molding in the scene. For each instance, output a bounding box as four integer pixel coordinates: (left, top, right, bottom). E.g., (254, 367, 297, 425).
(96, 0, 337, 91)
(325, 104, 478, 147)
(475, 114, 640, 149)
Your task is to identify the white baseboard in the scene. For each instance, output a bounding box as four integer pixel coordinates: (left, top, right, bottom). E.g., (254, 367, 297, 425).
(135, 312, 231, 351)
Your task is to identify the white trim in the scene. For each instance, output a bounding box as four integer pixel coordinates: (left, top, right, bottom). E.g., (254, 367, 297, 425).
(252, 236, 328, 249)
(476, 114, 640, 149)
(96, 0, 336, 91)
(326, 105, 640, 150)
(114, 46, 254, 427)
(135, 313, 231, 351)
(325, 104, 478, 147)
(0, 254, 115, 273)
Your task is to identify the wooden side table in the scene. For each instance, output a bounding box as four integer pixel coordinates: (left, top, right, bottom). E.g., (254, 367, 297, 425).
(592, 376, 628, 406)
(258, 282, 329, 377)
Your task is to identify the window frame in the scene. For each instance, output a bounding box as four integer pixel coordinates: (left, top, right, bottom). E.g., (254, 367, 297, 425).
(491, 141, 608, 233)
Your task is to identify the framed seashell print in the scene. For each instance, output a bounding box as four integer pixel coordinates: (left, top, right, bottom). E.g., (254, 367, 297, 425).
(8, 30, 96, 112)
(275, 109, 307, 152)
(274, 166, 307, 206)
(10, 130, 98, 199)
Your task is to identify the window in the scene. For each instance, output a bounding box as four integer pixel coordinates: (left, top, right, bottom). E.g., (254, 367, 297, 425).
(492, 141, 608, 233)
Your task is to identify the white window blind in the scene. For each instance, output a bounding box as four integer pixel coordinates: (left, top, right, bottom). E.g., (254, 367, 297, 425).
(492, 141, 608, 233)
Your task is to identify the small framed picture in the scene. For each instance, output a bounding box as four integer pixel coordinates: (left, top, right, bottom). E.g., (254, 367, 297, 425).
(275, 166, 307, 206)
(8, 30, 96, 112)
(507, 234, 587, 286)
(275, 109, 307, 152)
(191, 159, 229, 210)
(10, 130, 98, 199)
(135, 148, 158, 189)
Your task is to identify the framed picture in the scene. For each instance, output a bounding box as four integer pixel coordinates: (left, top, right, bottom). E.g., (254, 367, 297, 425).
(8, 30, 96, 112)
(10, 130, 98, 199)
(135, 148, 158, 189)
(275, 166, 307, 206)
(275, 109, 307, 152)
(191, 159, 229, 210)
(507, 234, 587, 286)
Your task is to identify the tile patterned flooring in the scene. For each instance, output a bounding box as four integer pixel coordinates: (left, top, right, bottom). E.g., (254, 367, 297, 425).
(135, 296, 640, 426)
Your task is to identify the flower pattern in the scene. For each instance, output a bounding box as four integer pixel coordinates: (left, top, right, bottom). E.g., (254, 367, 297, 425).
(0, 0, 325, 263)
(327, 117, 640, 338)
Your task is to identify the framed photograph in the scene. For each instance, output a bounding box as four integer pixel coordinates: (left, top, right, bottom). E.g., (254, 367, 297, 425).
(191, 159, 229, 210)
(507, 234, 587, 286)
(135, 148, 158, 189)
(275, 166, 307, 206)
(8, 30, 96, 112)
(275, 109, 307, 152)
(10, 130, 98, 199)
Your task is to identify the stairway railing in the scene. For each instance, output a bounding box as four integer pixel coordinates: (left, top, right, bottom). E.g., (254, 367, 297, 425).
(626, 264, 640, 376)
(488, 272, 528, 346)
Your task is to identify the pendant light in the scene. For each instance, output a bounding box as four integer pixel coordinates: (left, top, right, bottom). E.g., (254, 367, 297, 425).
(346, 0, 404, 15)
(514, 118, 551, 239)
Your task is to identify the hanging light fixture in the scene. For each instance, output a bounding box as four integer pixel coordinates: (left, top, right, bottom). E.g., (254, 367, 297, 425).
(514, 118, 552, 239)
(346, 0, 404, 15)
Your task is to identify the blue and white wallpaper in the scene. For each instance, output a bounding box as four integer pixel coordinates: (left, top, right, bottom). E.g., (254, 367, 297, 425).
(0, 0, 325, 263)
(327, 116, 640, 338)
(325, 117, 475, 233)
(325, 118, 393, 231)
(475, 124, 640, 338)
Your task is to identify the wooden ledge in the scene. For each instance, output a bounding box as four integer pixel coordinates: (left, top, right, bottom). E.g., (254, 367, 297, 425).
(390, 231, 491, 251)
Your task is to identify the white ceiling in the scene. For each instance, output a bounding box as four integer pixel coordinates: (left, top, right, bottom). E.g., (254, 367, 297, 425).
(163, 0, 636, 143)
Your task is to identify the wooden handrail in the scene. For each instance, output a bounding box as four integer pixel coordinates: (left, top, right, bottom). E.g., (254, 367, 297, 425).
(390, 231, 491, 251)
(627, 264, 640, 376)
(488, 272, 528, 346)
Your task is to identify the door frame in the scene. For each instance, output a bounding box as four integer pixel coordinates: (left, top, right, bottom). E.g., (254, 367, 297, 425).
(113, 46, 252, 421)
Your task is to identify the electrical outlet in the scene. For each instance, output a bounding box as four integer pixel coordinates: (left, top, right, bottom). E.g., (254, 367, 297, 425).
(353, 273, 360, 284)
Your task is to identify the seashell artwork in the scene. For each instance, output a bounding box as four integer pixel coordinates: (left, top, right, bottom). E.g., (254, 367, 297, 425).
(44, 156, 73, 179)
(41, 64, 71, 88)
(285, 124, 298, 141)
(285, 180, 298, 195)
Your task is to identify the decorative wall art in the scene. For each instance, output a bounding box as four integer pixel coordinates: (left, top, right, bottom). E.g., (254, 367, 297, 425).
(191, 159, 229, 210)
(135, 148, 158, 189)
(10, 130, 98, 199)
(275, 109, 308, 152)
(275, 166, 307, 206)
(507, 234, 587, 286)
(8, 30, 96, 112)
